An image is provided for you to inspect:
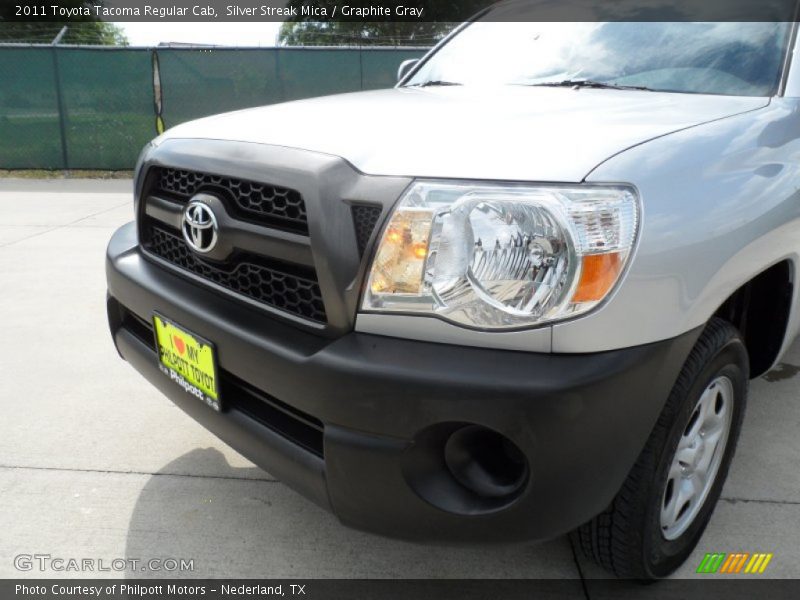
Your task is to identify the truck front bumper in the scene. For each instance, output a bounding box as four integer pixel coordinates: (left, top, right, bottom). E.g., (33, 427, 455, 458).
(106, 222, 699, 542)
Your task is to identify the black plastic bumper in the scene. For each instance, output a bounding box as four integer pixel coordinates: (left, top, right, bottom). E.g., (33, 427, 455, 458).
(106, 222, 700, 542)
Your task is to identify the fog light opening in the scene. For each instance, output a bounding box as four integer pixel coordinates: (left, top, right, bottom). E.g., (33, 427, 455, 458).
(444, 425, 529, 499)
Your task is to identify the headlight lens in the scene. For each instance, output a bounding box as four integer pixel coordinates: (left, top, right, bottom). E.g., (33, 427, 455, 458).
(362, 181, 639, 329)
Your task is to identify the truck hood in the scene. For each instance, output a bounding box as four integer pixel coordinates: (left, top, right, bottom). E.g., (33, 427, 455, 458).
(160, 87, 768, 182)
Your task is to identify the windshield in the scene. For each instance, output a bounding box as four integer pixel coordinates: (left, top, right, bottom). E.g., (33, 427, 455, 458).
(406, 22, 792, 96)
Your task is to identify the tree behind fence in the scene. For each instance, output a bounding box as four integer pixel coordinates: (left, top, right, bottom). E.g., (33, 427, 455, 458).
(0, 46, 426, 170)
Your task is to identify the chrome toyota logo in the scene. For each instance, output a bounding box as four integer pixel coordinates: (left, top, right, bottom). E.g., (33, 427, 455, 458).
(182, 200, 218, 254)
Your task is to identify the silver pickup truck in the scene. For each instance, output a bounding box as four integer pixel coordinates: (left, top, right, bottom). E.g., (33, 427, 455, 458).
(106, 19, 799, 579)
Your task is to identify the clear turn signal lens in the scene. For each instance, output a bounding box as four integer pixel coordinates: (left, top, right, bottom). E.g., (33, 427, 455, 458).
(369, 208, 433, 295)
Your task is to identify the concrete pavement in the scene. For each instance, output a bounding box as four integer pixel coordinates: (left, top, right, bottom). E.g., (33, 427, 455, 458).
(0, 179, 798, 591)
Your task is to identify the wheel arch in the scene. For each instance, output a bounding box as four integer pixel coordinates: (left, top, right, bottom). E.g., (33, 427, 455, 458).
(713, 258, 794, 378)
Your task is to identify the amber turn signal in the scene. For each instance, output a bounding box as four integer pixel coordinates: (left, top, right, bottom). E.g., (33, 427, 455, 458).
(572, 253, 624, 304)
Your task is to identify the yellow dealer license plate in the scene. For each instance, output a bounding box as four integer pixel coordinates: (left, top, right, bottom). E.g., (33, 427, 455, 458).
(153, 313, 221, 412)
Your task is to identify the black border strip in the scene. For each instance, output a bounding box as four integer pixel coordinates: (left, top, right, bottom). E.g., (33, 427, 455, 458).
(4, 0, 799, 23)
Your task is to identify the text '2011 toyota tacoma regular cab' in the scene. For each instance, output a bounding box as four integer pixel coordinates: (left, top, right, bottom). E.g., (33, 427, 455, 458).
(106, 18, 800, 578)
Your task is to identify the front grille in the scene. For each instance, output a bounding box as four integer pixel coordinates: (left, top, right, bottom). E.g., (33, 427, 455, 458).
(351, 204, 383, 257)
(116, 304, 324, 458)
(145, 223, 327, 323)
(156, 167, 308, 234)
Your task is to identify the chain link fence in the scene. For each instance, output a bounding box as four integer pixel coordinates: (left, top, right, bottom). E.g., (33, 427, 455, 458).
(0, 45, 427, 170)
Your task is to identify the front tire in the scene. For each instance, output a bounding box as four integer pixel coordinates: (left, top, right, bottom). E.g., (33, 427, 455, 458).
(574, 318, 749, 579)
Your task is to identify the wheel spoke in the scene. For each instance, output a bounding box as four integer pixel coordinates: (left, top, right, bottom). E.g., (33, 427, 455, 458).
(661, 476, 681, 528)
(689, 471, 704, 499)
(702, 425, 725, 453)
(669, 477, 697, 526)
(704, 393, 727, 431)
(695, 436, 719, 479)
(675, 443, 698, 467)
(697, 384, 715, 424)
(667, 461, 683, 483)
(684, 406, 704, 441)
(679, 476, 698, 514)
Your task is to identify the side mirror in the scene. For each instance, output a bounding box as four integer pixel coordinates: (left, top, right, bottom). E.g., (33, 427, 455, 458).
(397, 59, 419, 83)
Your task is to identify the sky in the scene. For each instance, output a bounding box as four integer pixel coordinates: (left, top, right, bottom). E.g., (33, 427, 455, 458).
(117, 22, 284, 47)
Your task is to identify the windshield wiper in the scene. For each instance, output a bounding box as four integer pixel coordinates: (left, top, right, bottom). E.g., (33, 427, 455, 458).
(406, 80, 463, 88)
(526, 79, 654, 91)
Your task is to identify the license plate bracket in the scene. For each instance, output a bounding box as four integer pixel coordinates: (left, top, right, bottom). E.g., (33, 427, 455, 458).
(152, 313, 221, 412)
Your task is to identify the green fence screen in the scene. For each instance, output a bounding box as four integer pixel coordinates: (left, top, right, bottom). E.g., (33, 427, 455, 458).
(0, 46, 426, 170)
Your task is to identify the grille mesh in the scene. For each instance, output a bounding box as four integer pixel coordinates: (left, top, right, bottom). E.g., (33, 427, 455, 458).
(145, 224, 326, 323)
(157, 167, 308, 233)
(351, 204, 383, 256)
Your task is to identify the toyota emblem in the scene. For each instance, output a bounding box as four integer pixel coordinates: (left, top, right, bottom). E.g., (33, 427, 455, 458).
(182, 200, 219, 254)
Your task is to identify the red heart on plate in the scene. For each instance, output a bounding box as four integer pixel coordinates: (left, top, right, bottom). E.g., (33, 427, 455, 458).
(173, 335, 186, 355)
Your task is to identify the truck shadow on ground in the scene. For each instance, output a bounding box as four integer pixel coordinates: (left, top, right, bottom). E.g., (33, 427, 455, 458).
(761, 362, 800, 383)
(123, 447, 581, 583)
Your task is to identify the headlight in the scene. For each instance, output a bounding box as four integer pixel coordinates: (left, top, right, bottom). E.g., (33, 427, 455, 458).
(362, 181, 639, 329)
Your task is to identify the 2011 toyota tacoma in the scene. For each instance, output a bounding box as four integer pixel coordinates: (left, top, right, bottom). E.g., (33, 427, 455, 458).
(106, 17, 800, 578)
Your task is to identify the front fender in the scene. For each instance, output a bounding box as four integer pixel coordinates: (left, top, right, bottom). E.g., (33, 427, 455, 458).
(552, 99, 800, 354)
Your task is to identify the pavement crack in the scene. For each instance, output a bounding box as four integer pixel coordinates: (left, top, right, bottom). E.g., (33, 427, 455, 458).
(721, 495, 800, 506)
(0, 464, 278, 483)
(0, 201, 130, 249)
